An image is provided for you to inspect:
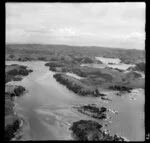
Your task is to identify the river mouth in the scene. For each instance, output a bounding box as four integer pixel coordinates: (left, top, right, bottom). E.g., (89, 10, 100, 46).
(6, 61, 145, 141)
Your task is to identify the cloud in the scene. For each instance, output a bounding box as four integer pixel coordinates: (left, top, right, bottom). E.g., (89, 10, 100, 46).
(6, 3, 145, 49)
(124, 32, 145, 42)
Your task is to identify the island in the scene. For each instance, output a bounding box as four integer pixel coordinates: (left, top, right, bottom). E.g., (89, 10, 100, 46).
(69, 120, 128, 141)
(74, 104, 108, 120)
(53, 73, 106, 97)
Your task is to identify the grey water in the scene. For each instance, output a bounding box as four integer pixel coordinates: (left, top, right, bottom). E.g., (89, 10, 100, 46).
(6, 61, 145, 141)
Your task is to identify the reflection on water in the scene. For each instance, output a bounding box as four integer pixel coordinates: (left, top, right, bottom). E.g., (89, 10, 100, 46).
(6, 61, 145, 141)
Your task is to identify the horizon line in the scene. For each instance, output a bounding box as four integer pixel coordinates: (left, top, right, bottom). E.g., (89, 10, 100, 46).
(6, 42, 145, 51)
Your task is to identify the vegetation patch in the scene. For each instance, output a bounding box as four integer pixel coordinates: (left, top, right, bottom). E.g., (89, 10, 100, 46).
(75, 104, 108, 120)
(5, 64, 33, 83)
(53, 73, 106, 97)
(5, 115, 21, 141)
(108, 85, 133, 93)
(5, 64, 32, 140)
(70, 120, 127, 141)
(5, 85, 26, 141)
(127, 62, 145, 72)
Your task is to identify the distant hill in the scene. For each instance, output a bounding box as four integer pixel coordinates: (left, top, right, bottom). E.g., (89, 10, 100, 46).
(6, 44, 145, 64)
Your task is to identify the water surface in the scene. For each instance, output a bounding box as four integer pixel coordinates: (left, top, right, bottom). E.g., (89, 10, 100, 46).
(95, 57, 121, 64)
(95, 57, 135, 70)
(6, 61, 145, 141)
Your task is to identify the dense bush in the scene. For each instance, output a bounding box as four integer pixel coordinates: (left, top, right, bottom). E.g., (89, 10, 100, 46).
(70, 120, 126, 141)
(108, 85, 132, 93)
(77, 105, 107, 119)
(5, 65, 33, 83)
(5, 119, 20, 141)
(38, 57, 46, 61)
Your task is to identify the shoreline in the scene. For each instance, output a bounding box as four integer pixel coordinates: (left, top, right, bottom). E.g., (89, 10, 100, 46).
(5, 60, 145, 141)
(5, 63, 33, 141)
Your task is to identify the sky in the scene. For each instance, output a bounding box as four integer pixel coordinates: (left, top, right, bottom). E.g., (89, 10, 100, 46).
(6, 2, 145, 50)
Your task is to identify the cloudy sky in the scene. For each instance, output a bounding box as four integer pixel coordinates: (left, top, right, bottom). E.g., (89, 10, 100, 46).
(6, 3, 145, 50)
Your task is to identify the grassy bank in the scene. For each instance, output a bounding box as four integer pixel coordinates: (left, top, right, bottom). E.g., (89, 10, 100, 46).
(5, 64, 32, 141)
(53, 73, 106, 97)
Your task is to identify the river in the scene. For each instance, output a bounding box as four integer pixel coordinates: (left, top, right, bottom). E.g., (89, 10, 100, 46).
(6, 61, 145, 141)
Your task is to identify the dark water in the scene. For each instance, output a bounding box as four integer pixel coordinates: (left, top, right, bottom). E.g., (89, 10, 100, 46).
(6, 61, 145, 141)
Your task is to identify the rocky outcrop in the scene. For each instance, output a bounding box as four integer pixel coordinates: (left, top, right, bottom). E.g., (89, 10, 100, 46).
(75, 104, 108, 120)
(70, 120, 127, 141)
(101, 96, 112, 101)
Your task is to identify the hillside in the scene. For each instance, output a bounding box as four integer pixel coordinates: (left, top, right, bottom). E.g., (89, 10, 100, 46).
(6, 44, 145, 64)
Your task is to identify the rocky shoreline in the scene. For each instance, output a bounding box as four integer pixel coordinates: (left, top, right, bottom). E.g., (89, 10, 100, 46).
(69, 120, 128, 141)
(5, 64, 32, 141)
(74, 104, 108, 120)
(5, 85, 26, 141)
